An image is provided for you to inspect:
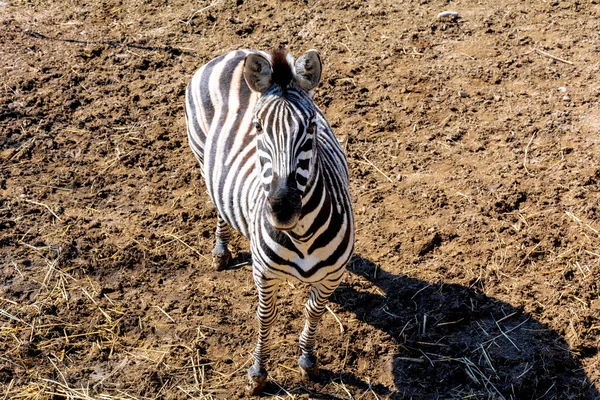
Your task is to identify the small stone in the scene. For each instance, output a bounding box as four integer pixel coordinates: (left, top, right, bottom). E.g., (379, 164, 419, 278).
(563, 95, 571, 101)
(459, 91, 469, 98)
(493, 95, 502, 101)
(558, 86, 567, 92)
(437, 11, 459, 20)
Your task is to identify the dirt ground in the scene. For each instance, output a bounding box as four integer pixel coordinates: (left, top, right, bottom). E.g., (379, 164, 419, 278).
(1, 0, 600, 398)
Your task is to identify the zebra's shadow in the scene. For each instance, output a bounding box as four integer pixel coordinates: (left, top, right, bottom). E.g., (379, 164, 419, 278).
(318, 255, 599, 399)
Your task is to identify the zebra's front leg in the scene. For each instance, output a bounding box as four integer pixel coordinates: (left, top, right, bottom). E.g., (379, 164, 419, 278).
(247, 273, 281, 394)
(298, 280, 339, 379)
(211, 215, 231, 271)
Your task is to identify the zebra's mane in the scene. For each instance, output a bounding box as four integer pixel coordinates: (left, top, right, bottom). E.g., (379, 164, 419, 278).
(270, 49, 295, 89)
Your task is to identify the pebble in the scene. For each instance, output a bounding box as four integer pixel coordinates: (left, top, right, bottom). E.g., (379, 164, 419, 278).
(558, 86, 567, 92)
(459, 91, 469, 98)
(563, 95, 571, 101)
(437, 11, 459, 20)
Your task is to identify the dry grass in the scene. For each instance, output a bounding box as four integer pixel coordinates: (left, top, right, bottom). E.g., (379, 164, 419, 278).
(0, 226, 245, 399)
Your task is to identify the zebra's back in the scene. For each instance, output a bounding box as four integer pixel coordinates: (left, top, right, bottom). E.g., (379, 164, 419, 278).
(185, 50, 260, 237)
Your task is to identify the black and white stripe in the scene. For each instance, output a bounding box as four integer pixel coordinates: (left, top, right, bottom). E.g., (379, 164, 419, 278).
(185, 48, 354, 394)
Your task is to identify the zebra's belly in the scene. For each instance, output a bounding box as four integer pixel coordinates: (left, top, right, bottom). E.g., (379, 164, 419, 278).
(204, 129, 258, 238)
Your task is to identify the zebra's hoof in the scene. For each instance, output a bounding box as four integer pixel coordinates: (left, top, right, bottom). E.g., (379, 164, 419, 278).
(298, 353, 319, 380)
(211, 249, 231, 271)
(246, 365, 267, 395)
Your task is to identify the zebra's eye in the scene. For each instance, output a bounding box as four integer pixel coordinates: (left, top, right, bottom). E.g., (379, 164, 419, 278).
(306, 122, 315, 135)
(253, 121, 263, 132)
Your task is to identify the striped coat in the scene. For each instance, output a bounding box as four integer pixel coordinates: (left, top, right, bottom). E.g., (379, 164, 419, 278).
(185, 49, 354, 394)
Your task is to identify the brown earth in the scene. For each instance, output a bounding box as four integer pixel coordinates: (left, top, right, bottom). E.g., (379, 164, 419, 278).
(1, 0, 600, 398)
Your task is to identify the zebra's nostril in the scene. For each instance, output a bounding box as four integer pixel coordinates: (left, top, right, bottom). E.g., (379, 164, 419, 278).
(268, 190, 301, 213)
(268, 186, 299, 204)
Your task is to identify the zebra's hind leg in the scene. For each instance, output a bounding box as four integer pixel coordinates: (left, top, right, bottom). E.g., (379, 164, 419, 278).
(298, 279, 340, 380)
(211, 215, 231, 271)
(247, 272, 281, 395)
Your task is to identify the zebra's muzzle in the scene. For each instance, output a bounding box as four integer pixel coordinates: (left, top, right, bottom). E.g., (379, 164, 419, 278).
(265, 184, 302, 231)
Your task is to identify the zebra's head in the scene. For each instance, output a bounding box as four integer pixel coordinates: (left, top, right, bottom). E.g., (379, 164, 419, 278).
(243, 49, 322, 231)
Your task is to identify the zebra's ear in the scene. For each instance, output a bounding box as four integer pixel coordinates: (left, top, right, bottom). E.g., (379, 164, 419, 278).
(243, 53, 273, 93)
(294, 50, 322, 92)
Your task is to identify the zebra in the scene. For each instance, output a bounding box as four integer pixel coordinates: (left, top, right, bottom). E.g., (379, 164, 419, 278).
(184, 48, 354, 394)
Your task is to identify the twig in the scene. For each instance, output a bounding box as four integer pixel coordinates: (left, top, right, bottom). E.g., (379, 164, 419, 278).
(518, 242, 543, 268)
(456, 192, 474, 203)
(410, 283, 432, 300)
(30, 184, 73, 192)
(496, 311, 518, 324)
(482, 317, 530, 346)
(523, 131, 536, 175)
(326, 304, 344, 334)
(182, 0, 223, 25)
(163, 233, 207, 259)
(2, 379, 14, 400)
(516, 362, 533, 379)
(344, 23, 354, 36)
(22, 198, 62, 221)
(565, 211, 599, 234)
(277, 363, 301, 375)
(537, 382, 556, 399)
(365, 377, 381, 400)
(341, 337, 350, 369)
(81, 288, 112, 324)
(533, 48, 574, 65)
(394, 356, 425, 363)
(6, 137, 36, 161)
(584, 250, 600, 258)
(47, 356, 69, 387)
(269, 378, 294, 397)
(0, 308, 29, 326)
(361, 155, 394, 183)
(457, 357, 505, 399)
(330, 376, 353, 400)
(493, 319, 520, 351)
(479, 344, 497, 374)
(436, 318, 464, 327)
(152, 305, 176, 323)
(339, 42, 353, 56)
